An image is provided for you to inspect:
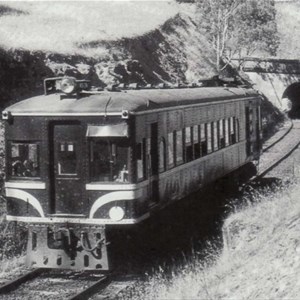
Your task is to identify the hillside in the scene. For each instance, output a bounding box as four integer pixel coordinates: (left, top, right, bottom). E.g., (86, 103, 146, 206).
(0, 1, 217, 108)
(1, 0, 298, 108)
(0, 2, 180, 54)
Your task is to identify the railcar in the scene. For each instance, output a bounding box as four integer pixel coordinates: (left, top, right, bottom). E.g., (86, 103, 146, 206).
(2, 77, 262, 270)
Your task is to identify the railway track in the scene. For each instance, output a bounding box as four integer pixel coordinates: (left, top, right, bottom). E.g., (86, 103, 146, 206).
(254, 119, 300, 179)
(0, 269, 113, 300)
(262, 119, 293, 153)
(0, 268, 137, 300)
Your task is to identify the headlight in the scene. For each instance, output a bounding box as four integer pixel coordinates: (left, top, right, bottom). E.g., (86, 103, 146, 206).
(60, 77, 77, 94)
(109, 206, 125, 221)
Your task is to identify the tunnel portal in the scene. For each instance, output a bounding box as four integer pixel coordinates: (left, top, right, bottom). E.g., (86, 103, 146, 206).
(282, 82, 300, 118)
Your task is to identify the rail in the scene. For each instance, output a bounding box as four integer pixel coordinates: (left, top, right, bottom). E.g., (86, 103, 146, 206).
(0, 268, 45, 294)
(69, 275, 111, 300)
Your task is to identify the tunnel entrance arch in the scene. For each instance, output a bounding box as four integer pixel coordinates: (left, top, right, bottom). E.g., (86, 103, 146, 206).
(282, 82, 300, 118)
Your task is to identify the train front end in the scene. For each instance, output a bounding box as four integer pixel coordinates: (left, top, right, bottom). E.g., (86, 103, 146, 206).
(2, 78, 148, 270)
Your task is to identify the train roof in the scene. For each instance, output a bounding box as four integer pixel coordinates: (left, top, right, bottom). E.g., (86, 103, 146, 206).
(5, 86, 259, 116)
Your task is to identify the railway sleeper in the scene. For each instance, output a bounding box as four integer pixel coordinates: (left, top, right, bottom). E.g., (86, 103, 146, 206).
(26, 224, 109, 271)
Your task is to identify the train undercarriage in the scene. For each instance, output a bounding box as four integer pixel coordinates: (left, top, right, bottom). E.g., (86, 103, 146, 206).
(26, 223, 109, 270)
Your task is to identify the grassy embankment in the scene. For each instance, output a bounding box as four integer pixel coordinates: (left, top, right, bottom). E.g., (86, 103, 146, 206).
(120, 177, 300, 299)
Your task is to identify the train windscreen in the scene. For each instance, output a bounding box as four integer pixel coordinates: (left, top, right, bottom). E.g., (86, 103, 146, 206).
(89, 138, 129, 183)
(9, 142, 40, 178)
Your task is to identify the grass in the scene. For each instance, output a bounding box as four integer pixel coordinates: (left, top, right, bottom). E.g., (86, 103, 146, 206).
(0, 255, 26, 284)
(118, 178, 300, 299)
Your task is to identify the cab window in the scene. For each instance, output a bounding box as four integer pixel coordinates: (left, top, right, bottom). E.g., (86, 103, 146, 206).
(9, 142, 40, 178)
(89, 139, 129, 183)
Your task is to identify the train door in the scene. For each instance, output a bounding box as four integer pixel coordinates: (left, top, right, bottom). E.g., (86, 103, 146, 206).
(150, 123, 159, 203)
(50, 123, 85, 215)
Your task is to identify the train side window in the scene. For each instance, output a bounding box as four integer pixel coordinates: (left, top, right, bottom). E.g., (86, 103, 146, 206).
(213, 121, 218, 151)
(168, 132, 175, 168)
(236, 119, 240, 142)
(249, 108, 254, 134)
(225, 119, 230, 146)
(185, 127, 193, 162)
(193, 125, 200, 159)
(146, 137, 151, 170)
(257, 106, 262, 131)
(159, 138, 166, 173)
(230, 117, 236, 144)
(256, 107, 262, 151)
(10, 142, 40, 178)
(136, 141, 146, 181)
(200, 124, 207, 156)
(219, 120, 225, 148)
(207, 123, 212, 153)
(175, 130, 183, 165)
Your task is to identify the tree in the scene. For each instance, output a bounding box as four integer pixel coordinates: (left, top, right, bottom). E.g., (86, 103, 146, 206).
(234, 0, 279, 57)
(196, 0, 279, 71)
